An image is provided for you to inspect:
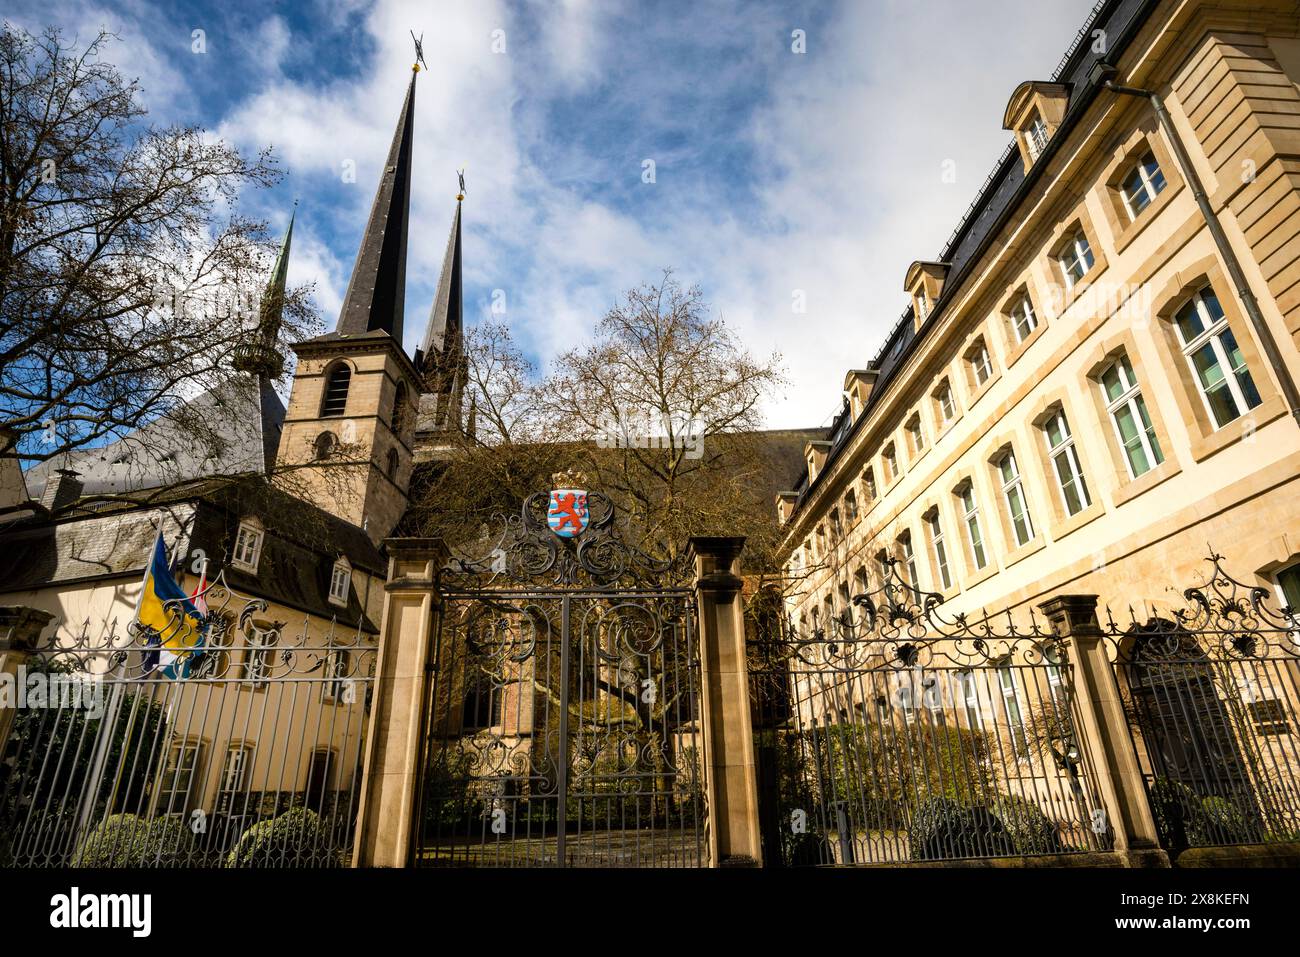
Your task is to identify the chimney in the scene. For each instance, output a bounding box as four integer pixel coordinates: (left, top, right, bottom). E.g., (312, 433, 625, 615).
(41, 468, 83, 512)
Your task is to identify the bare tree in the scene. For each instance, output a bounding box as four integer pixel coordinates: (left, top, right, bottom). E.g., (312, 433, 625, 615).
(411, 272, 794, 570)
(0, 25, 319, 473)
(544, 270, 789, 563)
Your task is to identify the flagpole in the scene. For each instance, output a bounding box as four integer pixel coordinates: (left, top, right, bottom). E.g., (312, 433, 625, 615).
(74, 525, 162, 849)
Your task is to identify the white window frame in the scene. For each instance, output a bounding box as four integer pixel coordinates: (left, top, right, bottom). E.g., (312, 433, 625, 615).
(1173, 287, 1262, 430)
(216, 744, 252, 815)
(862, 466, 877, 502)
(323, 648, 351, 703)
(969, 340, 993, 387)
(1011, 294, 1038, 344)
(997, 450, 1035, 547)
(232, 521, 264, 573)
(244, 624, 280, 686)
(907, 415, 925, 456)
(1100, 355, 1164, 479)
(1043, 408, 1090, 516)
(1025, 113, 1049, 160)
(898, 532, 919, 589)
(927, 512, 952, 590)
(1274, 563, 1300, 635)
(996, 662, 1029, 756)
(1057, 230, 1095, 289)
(1119, 151, 1166, 220)
(958, 484, 988, 571)
(328, 560, 351, 607)
(955, 670, 983, 729)
(156, 740, 201, 814)
(883, 445, 898, 482)
(936, 381, 955, 424)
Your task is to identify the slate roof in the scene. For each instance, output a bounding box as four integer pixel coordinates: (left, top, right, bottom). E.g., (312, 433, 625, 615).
(784, 0, 1157, 515)
(22, 377, 285, 499)
(0, 478, 382, 632)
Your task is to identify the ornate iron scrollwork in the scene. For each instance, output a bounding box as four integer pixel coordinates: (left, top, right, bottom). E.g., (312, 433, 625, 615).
(439, 490, 691, 591)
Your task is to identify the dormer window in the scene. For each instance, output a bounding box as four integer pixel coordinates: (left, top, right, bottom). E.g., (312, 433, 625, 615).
(905, 261, 949, 331)
(1057, 230, 1095, 289)
(232, 519, 264, 573)
(1119, 151, 1166, 220)
(328, 558, 351, 607)
(1003, 81, 1069, 172)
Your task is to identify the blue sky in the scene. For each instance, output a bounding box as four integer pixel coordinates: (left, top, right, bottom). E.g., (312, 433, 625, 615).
(8, 0, 1096, 428)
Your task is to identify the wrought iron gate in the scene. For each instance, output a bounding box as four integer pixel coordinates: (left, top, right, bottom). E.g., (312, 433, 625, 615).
(1105, 554, 1300, 851)
(415, 491, 707, 867)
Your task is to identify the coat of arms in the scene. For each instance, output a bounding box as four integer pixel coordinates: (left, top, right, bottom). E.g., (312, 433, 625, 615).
(547, 489, 588, 538)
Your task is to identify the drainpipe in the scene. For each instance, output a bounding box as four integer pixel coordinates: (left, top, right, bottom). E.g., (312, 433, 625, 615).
(1089, 61, 1300, 427)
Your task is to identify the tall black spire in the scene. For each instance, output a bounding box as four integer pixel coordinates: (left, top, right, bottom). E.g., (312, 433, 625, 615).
(334, 68, 417, 342)
(415, 188, 467, 440)
(419, 196, 463, 359)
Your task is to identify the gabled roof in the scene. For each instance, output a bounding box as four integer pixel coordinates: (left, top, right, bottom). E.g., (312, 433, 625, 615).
(0, 477, 383, 631)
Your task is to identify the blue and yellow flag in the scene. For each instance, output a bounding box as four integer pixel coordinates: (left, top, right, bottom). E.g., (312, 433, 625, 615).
(137, 534, 206, 679)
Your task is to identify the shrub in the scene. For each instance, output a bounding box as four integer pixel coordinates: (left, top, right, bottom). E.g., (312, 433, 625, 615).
(908, 795, 1014, 861)
(226, 808, 336, 868)
(74, 813, 193, 867)
(990, 793, 1065, 855)
(1147, 777, 1200, 851)
(1191, 795, 1257, 846)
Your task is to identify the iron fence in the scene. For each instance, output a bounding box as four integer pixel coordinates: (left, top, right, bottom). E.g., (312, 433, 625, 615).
(750, 559, 1109, 865)
(1105, 554, 1300, 851)
(0, 576, 376, 867)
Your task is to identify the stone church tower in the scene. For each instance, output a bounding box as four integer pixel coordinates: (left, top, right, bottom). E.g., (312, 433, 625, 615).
(273, 59, 472, 544)
(275, 65, 425, 544)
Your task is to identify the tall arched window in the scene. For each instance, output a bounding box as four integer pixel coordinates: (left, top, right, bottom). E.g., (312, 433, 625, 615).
(321, 362, 352, 417)
(391, 382, 409, 432)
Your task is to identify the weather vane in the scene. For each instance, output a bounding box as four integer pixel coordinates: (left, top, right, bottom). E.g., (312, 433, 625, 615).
(410, 31, 427, 72)
(457, 167, 466, 201)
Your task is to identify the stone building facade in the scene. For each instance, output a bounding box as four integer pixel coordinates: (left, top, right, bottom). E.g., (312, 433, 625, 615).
(777, 0, 1300, 646)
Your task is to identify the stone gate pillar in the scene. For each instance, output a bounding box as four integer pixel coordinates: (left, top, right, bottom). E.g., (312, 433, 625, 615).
(1039, 594, 1168, 867)
(689, 536, 762, 867)
(354, 538, 447, 868)
(0, 606, 54, 754)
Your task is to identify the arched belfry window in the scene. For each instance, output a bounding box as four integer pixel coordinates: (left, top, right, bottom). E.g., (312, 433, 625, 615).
(321, 362, 352, 417)
(391, 381, 409, 432)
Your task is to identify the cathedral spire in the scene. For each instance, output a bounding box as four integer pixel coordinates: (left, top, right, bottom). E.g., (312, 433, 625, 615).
(334, 66, 417, 342)
(233, 205, 295, 379)
(419, 194, 463, 361)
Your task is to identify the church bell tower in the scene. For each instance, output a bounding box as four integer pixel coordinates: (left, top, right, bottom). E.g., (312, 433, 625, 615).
(275, 60, 424, 544)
